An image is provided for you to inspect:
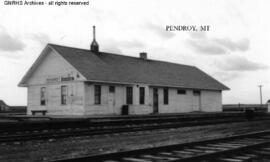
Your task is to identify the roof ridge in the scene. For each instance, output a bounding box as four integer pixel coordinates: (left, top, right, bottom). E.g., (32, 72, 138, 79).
(48, 43, 90, 52)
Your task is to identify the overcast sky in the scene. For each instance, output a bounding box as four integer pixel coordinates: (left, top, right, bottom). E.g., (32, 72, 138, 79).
(0, 0, 269, 105)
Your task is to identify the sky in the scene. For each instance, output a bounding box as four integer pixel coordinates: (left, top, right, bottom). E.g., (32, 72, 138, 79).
(0, 0, 269, 105)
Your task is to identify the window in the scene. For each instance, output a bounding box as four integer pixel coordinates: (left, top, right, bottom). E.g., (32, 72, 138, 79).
(126, 87, 133, 104)
(177, 89, 186, 95)
(40, 87, 46, 105)
(164, 88, 169, 105)
(109, 86, 115, 93)
(193, 90, 201, 96)
(61, 86, 68, 105)
(94, 85, 101, 104)
(139, 87, 145, 105)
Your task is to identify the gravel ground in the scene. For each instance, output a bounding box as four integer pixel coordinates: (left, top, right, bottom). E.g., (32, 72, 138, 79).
(0, 120, 270, 162)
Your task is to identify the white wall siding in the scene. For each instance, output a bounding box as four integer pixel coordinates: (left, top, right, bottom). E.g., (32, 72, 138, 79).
(26, 49, 86, 115)
(84, 84, 152, 115)
(129, 85, 152, 114)
(28, 80, 223, 115)
(201, 91, 222, 112)
(27, 82, 85, 115)
(27, 50, 85, 85)
(27, 85, 45, 115)
(149, 87, 222, 113)
(46, 82, 85, 115)
(85, 84, 126, 115)
(157, 88, 193, 113)
(129, 105, 152, 114)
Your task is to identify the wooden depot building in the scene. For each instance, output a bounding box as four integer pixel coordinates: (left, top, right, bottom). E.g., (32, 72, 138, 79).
(18, 26, 229, 115)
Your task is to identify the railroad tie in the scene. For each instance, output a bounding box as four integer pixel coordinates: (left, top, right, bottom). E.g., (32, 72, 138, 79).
(183, 148, 205, 153)
(194, 145, 223, 151)
(253, 150, 270, 156)
(231, 155, 255, 160)
(141, 154, 178, 161)
(218, 157, 245, 162)
(262, 147, 270, 151)
(261, 135, 270, 139)
(158, 152, 185, 158)
(161, 151, 193, 159)
(216, 143, 246, 148)
(122, 157, 152, 162)
(206, 144, 232, 150)
(239, 154, 257, 158)
(172, 150, 195, 155)
(170, 150, 195, 158)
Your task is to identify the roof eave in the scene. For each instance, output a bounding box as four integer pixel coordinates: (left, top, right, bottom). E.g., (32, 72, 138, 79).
(85, 79, 230, 91)
(18, 44, 53, 87)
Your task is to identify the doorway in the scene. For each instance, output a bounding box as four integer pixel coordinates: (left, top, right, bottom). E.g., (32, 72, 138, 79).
(153, 88, 159, 113)
(108, 86, 115, 114)
(192, 90, 201, 111)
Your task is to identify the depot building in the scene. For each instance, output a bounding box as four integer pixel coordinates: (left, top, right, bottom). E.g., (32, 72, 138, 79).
(18, 27, 229, 115)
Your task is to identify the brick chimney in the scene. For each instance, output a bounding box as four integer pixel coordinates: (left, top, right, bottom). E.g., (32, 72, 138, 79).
(140, 52, 147, 60)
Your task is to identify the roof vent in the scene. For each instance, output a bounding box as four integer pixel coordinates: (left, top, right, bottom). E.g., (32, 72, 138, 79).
(140, 52, 147, 60)
(90, 26, 99, 52)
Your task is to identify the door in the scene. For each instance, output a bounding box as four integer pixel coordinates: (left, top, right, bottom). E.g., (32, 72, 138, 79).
(153, 88, 159, 113)
(192, 90, 201, 111)
(108, 86, 115, 114)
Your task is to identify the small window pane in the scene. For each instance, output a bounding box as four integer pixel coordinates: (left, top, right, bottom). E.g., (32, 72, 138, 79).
(139, 87, 145, 105)
(193, 90, 201, 96)
(94, 85, 101, 104)
(126, 87, 133, 104)
(177, 89, 186, 95)
(164, 88, 169, 105)
(109, 86, 115, 93)
(61, 86, 68, 105)
(40, 87, 46, 105)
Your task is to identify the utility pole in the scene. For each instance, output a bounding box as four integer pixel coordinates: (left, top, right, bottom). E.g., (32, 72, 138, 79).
(258, 85, 263, 105)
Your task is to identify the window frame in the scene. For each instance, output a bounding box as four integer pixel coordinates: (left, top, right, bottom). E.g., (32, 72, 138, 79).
(177, 89, 186, 95)
(94, 85, 101, 105)
(40, 87, 46, 106)
(163, 88, 169, 105)
(61, 85, 68, 105)
(139, 87, 145, 105)
(126, 87, 133, 104)
(109, 86, 115, 93)
(193, 90, 201, 96)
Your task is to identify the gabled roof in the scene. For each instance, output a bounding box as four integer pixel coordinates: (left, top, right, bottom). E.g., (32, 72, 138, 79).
(0, 100, 7, 106)
(42, 44, 229, 90)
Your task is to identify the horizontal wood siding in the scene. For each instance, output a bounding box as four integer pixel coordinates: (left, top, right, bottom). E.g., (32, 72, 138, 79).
(27, 82, 84, 115)
(27, 50, 85, 85)
(150, 88, 222, 113)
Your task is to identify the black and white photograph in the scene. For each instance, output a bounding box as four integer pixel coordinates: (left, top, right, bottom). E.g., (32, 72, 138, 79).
(0, 0, 270, 161)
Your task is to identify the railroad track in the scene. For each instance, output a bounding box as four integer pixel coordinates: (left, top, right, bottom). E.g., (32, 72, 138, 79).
(51, 130, 270, 162)
(0, 113, 269, 143)
(0, 117, 247, 143)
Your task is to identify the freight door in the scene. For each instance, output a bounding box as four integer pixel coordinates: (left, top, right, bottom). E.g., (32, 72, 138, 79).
(153, 88, 159, 113)
(192, 90, 201, 111)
